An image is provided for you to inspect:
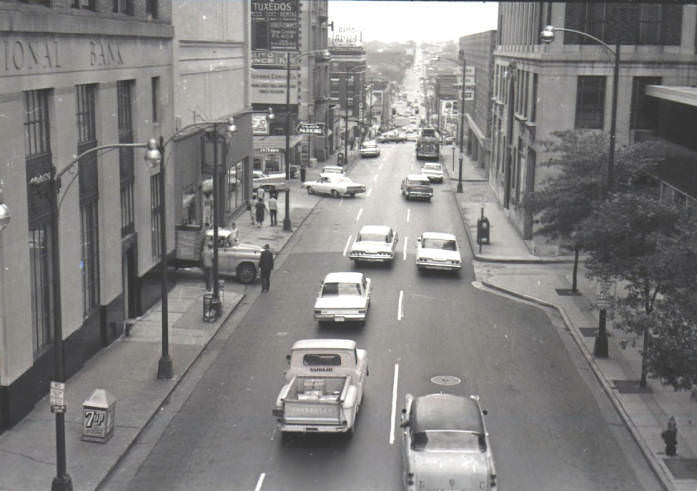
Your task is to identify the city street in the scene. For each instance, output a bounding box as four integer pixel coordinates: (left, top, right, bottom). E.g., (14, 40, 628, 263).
(109, 142, 660, 491)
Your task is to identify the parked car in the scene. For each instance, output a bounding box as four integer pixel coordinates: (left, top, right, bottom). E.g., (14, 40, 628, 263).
(360, 140, 381, 158)
(304, 175, 366, 198)
(273, 339, 368, 435)
(252, 170, 289, 193)
(349, 225, 399, 264)
(421, 163, 444, 183)
(401, 174, 433, 201)
(320, 165, 346, 178)
(201, 228, 263, 284)
(400, 393, 497, 491)
(313, 272, 372, 325)
(415, 231, 462, 272)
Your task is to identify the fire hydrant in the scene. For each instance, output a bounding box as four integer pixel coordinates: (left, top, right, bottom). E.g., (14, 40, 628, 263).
(661, 416, 677, 457)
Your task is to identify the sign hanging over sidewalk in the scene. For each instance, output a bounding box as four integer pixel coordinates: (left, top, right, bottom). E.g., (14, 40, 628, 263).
(296, 122, 325, 136)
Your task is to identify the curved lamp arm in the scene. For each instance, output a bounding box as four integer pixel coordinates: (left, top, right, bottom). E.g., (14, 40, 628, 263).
(541, 25, 615, 62)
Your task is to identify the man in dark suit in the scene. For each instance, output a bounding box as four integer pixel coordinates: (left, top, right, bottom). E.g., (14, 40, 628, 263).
(259, 244, 274, 292)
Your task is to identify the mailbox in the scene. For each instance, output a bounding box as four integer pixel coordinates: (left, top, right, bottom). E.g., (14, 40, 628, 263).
(477, 216, 490, 245)
(82, 389, 116, 443)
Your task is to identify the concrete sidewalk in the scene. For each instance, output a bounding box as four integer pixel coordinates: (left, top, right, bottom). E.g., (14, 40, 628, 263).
(448, 152, 697, 491)
(0, 156, 341, 490)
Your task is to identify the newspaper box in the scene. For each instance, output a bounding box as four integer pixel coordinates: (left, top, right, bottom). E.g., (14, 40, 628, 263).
(82, 388, 116, 443)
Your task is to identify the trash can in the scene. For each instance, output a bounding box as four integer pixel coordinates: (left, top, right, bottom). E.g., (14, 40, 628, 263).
(477, 217, 490, 245)
(300, 166, 306, 182)
(203, 292, 216, 322)
(82, 389, 116, 443)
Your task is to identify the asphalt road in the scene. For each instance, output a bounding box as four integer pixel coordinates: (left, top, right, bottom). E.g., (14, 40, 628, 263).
(109, 140, 661, 491)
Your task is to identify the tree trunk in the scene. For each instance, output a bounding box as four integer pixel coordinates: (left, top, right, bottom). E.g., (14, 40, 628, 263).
(572, 246, 579, 293)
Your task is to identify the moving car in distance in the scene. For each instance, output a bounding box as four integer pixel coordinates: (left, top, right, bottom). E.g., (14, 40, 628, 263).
(252, 169, 289, 193)
(415, 232, 462, 272)
(349, 225, 399, 264)
(320, 165, 345, 178)
(304, 175, 367, 198)
(416, 127, 440, 161)
(314, 272, 372, 325)
(400, 393, 497, 491)
(421, 163, 444, 183)
(401, 174, 433, 201)
(360, 140, 381, 158)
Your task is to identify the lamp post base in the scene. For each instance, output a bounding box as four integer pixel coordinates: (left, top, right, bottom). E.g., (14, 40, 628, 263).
(456, 182, 463, 193)
(51, 474, 73, 491)
(594, 309, 609, 358)
(157, 355, 174, 379)
(283, 217, 292, 232)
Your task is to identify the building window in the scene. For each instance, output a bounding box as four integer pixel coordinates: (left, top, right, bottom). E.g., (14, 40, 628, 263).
(113, 0, 134, 15)
(80, 200, 99, 316)
(146, 0, 158, 19)
(117, 80, 135, 237)
(72, 0, 96, 9)
(24, 89, 54, 355)
(575, 76, 605, 129)
(76, 84, 99, 317)
(150, 174, 162, 260)
(564, 2, 681, 46)
(631, 77, 661, 130)
(19, 0, 52, 5)
(151, 77, 160, 123)
(531, 73, 538, 123)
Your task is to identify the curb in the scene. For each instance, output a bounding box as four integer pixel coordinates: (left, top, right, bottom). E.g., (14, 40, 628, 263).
(479, 279, 674, 491)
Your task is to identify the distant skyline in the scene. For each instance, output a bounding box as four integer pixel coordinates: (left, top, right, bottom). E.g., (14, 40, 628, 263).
(328, 1, 499, 44)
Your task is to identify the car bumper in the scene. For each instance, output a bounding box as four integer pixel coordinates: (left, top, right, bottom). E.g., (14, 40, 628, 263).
(360, 152, 380, 157)
(425, 176, 444, 183)
(406, 192, 433, 199)
(314, 311, 367, 321)
(277, 422, 350, 433)
(349, 252, 394, 262)
(416, 259, 462, 270)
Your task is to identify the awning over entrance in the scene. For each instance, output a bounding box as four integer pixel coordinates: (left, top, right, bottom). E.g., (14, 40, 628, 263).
(253, 135, 304, 153)
(646, 85, 697, 107)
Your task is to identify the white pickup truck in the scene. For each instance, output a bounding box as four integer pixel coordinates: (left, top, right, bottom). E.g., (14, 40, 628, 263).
(273, 339, 368, 435)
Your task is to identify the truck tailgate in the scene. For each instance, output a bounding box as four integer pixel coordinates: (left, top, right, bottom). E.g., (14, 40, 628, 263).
(283, 401, 343, 424)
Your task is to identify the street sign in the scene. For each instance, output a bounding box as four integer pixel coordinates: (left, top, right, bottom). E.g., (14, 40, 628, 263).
(50, 381, 66, 413)
(596, 280, 615, 309)
(296, 122, 325, 136)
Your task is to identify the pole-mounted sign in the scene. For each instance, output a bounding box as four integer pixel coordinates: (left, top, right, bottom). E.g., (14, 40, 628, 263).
(296, 122, 326, 136)
(50, 381, 66, 413)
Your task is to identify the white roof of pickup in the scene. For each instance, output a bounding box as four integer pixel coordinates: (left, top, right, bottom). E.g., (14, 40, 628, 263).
(292, 339, 357, 351)
(358, 225, 391, 236)
(407, 174, 431, 181)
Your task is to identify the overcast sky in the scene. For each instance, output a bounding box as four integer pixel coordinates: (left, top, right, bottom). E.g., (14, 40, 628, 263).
(328, 1, 499, 44)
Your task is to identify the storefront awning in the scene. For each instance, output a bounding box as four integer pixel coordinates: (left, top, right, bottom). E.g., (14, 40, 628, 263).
(253, 135, 304, 153)
(646, 85, 697, 107)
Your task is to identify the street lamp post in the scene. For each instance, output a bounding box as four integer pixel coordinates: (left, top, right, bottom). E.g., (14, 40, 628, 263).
(541, 24, 620, 358)
(46, 139, 160, 491)
(457, 54, 466, 194)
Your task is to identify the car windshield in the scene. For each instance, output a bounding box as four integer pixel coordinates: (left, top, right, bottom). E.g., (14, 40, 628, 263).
(357, 232, 388, 242)
(322, 282, 361, 296)
(423, 164, 441, 170)
(412, 430, 482, 452)
(324, 168, 342, 173)
(408, 178, 430, 186)
(422, 238, 457, 250)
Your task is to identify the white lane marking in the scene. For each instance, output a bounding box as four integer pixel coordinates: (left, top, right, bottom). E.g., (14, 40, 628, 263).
(398, 290, 404, 320)
(343, 235, 352, 257)
(355, 208, 363, 222)
(366, 188, 372, 197)
(403, 237, 408, 261)
(406, 208, 411, 223)
(254, 473, 266, 491)
(389, 363, 400, 445)
(373, 174, 379, 182)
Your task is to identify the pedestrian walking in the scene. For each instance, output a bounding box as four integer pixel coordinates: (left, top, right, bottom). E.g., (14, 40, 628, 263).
(255, 196, 266, 227)
(268, 193, 278, 226)
(257, 186, 265, 201)
(662, 416, 678, 457)
(247, 200, 255, 225)
(229, 221, 239, 245)
(259, 244, 274, 292)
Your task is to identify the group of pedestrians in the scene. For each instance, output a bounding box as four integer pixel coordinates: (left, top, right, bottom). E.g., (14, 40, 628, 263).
(247, 188, 278, 227)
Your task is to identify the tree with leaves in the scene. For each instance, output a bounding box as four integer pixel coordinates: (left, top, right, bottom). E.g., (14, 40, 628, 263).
(524, 130, 661, 291)
(578, 192, 682, 387)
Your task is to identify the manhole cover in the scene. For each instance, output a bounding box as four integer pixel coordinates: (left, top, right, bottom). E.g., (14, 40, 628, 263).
(430, 375, 462, 386)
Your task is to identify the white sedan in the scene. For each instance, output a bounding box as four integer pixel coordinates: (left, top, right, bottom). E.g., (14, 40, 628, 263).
(359, 140, 380, 158)
(415, 232, 462, 272)
(421, 163, 444, 183)
(304, 175, 366, 198)
(349, 225, 398, 264)
(252, 170, 289, 193)
(313, 272, 372, 325)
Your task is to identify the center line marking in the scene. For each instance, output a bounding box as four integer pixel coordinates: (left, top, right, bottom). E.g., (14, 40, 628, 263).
(254, 473, 266, 491)
(406, 208, 411, 223)
(343, 234, 352, 257)
(403, 237, 408, 261)
(389, 363, 400, 445)
(366, 188, 372, 197)
(398, 290, 404, 320)
(373, 174, 379, 182)
(355, 208, 363, 222)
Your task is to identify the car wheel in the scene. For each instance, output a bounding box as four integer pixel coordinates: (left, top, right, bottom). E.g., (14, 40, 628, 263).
(331, 190, 340, 199)
(307, 186, 314, 194)
(348, 193, 355, 198)
(236, 262, 257, 284)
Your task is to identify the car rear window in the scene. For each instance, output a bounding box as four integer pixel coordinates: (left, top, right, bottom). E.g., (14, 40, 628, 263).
(322, 282, 361, 296)
(414, 430, 482, 452)
(358, 233, 387, 242)
(303, 354, 341, 366)
(408, 178, 430, 186)
(422, 238, 457, 250)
